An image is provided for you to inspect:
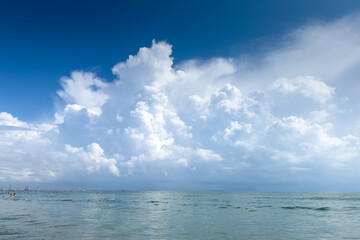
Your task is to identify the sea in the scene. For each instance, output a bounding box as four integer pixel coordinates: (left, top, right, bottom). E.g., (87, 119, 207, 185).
(1, 191, 360, 239)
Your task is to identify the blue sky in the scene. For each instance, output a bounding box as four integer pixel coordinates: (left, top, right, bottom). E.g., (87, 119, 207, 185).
(2, 1, 360, 190)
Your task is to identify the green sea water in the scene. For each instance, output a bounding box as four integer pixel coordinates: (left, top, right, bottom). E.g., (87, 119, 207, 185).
(1, 191, 359, 239)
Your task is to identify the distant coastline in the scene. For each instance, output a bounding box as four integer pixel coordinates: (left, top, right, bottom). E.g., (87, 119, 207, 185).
(0, 189, 126, 192)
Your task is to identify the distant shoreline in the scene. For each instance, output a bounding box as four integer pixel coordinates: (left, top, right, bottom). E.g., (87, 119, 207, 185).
(0, 189, 126, 192)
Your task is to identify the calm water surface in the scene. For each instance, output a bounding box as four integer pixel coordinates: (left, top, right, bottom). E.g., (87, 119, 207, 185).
(1, 191, 360, 239)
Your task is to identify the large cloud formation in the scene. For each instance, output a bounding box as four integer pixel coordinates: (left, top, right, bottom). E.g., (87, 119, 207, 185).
(1, 15, 360, 190)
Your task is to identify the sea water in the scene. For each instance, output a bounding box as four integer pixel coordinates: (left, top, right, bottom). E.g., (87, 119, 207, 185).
(1, 191, 360, 239)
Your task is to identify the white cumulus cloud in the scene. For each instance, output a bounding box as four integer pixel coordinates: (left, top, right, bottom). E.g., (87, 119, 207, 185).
(65, 143, 120, 176)
(3, 15, 360, 189)
(272, 75, 335, 104)
(57, 71, 109, 117)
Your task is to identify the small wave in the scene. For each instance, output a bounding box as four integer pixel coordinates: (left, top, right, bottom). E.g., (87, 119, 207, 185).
(0, 230, 17, 236)
(343, 206, 359, 210)
(308, 197, 331, 200)
(98, 199, 118, 203)
(217, 204, 237, 209)
(281, 206, 331, 211)
(209, 198, 220, 202)
(0, 213, 30, 221)
(25, 221, 46, 226)
(0, 217, 20, 221)
(53, 224, 78, 228)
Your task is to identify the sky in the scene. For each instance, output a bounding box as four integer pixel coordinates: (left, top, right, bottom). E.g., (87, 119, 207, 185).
(1, 0, 360, 191)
